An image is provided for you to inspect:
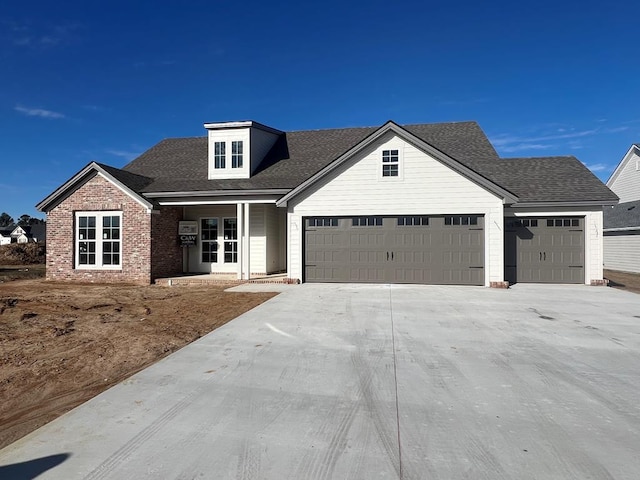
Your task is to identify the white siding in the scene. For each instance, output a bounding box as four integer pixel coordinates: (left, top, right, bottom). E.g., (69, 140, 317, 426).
(287, 132, 505, 286)
(608, 149, 640, 203)
(506, 207, 605, 285)
(265, 204, 284, 273)
(249, 204, 266, 274)
(250, 128, 280, 175)
(604, 233, 640, 273)
(207, 128, 251, 180)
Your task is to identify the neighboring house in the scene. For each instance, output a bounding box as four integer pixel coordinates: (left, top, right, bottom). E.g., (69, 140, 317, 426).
(36, 120, 617, 286)
(604, 144, 640, 273)
(0, 228, 12, 246)
(0, 224, 46, 245)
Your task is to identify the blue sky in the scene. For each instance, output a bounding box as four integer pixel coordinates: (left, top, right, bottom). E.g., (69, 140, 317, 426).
(1, 0, 639, 220)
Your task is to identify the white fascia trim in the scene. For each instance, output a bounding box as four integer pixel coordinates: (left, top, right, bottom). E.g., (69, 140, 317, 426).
(95, 172, 154, 211)
(203, 121, 283, 135)
(512, 200, 618, 208)
(158, 199, 278, 206)
(36, 162, 154, 212)
(144, 189, 289, 198)
(603, 226, 640, 232)
(606, 144, 640, 186)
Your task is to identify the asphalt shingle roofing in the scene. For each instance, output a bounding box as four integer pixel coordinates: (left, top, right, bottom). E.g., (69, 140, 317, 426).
(116, 120, 617, 204)
(604, 200, 640, 229)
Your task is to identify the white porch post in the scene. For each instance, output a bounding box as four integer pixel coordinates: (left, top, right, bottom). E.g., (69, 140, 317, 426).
(236, 203, 244, 280)
(244, 203, 251, 280)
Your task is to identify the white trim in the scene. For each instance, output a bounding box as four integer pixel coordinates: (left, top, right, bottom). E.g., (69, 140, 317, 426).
(157, 198, 281, 206)
(604, 226, 640, 232)
(75, 211, 123, 270)
(237, 204, 243, 279)
(243, 203, 250, 279)
(203, 121, 283, 135)
(607, 144, 640, 186)
(37, 162, 154, 212)
(95, 172, 152, 210)
(378, 143, 404, 181)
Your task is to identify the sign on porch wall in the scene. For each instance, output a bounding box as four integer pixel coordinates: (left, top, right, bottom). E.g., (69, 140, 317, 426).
(178, 221, 198, 247)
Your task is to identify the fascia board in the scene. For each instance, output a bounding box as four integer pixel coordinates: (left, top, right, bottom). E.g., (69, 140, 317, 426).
(603, 226, 640, 232)
(203, 120, 283, 135)
(277, 121, 518, 207)
(513, 200, 619, 208)
(606, 144, 640, 186)
(144, 189, 290, 198)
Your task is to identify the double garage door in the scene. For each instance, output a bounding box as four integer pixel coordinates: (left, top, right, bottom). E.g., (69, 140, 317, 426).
(504, 217, 584, 284)
(304, 215, 484, 285)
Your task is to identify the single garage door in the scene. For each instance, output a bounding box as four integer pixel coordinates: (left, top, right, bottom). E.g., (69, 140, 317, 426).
(304, 215, 484, 285)
(504, 217, 584, 284)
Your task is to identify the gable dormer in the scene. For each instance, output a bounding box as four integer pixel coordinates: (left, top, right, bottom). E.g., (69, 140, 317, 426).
(204, 121, 282, 180)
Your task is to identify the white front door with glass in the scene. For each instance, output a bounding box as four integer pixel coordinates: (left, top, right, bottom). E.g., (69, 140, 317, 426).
(200, 217, 238, 271)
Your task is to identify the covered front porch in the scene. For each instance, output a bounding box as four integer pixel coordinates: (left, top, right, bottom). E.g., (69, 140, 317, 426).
(176, 202, 287, 280)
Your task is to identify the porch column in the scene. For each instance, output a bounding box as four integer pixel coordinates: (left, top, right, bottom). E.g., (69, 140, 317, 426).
(244, 203, 250, 280)
(236, 203, 243, 280)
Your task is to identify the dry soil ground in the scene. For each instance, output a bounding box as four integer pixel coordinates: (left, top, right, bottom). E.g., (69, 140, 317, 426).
(0, 273, 276, 449)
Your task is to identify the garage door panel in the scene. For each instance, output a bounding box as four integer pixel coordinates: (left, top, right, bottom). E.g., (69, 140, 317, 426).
(504, 217, 584, 284)
(305, 215, 484, 285)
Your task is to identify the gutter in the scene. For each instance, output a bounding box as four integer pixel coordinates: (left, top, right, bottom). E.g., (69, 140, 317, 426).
(144, 189, 290, 198)
(510, 200, 619, 208)
(603, 226, 640, 232)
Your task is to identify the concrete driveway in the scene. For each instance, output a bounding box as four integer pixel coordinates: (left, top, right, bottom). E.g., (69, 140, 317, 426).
(1, 283, 640, 479)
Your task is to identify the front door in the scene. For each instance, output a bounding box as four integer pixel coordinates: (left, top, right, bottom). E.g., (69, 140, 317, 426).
(200, 217, 238, 272)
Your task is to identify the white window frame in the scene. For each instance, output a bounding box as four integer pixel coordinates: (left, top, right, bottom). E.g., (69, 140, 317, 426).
(75, 211, 123, 270)
(214, 141, 226, 169)
(222, 217, 238, 264)
(231, 140, 243, 168)
(379, 144, 404, 180)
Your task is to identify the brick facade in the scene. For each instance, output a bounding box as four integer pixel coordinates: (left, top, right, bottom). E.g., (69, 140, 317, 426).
(151, 206, 183, 280)
(45, 173, 180, 284)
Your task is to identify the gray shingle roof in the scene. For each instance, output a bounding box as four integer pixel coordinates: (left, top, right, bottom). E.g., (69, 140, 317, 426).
(96, 162, 155, 192)
(122, 121, 500, 193)
(476, 157, 618, 203)
(604, 200, 640, 229)
(116, 121, 615, 204)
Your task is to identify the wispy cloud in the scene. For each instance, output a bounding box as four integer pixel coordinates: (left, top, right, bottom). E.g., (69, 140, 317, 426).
(3, 20, 78, 49)
(15, 105, 65, 119)
(107, 150, 142, 160)
(585, 163, 608, 172)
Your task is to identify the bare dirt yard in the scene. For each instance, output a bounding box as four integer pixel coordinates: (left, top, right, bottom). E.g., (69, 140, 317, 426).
(0, 275, 276, 450)
(604, 269, 640, 295)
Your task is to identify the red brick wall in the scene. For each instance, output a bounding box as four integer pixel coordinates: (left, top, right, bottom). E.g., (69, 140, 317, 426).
(46, 173, 153, 284)
(151, 206, 183, 280)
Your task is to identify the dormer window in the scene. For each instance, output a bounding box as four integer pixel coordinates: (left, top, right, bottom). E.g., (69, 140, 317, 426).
(382, 149, 399, 177)
(232, 141, 243, 168)
(214, 142, 226, 169)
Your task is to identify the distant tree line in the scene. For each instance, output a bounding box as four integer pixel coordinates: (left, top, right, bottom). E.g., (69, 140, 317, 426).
(0, 212, 46, 228)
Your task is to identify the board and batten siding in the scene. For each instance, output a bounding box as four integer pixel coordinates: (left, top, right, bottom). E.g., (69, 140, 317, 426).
(608, 148, 640, 203)
(265, 204, 285, 273)
(286, 132, 505, 286)
(249, 204, 267, 275)
(505, 207, 605, 285)
(604, 232, 640, 273)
